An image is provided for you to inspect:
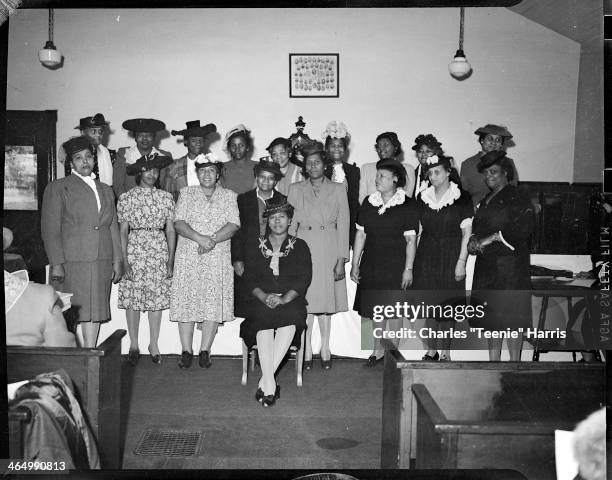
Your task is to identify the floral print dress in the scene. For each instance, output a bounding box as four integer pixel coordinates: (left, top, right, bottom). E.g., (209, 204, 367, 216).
(117, 186, 174, 311)
(170, 186, 240, 324)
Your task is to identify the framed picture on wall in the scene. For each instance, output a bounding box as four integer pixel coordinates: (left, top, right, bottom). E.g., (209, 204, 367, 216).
(289, 53, 339, 98)
(4, 145, 38, 211)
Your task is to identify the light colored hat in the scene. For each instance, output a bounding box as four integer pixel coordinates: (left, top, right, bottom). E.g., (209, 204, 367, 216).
(321, 121, 350, 142)
(4, 269, 29, 313)
(224, 124, 250, 147)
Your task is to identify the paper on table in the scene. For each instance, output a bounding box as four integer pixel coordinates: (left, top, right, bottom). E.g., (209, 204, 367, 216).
(555, 430, 579, 480)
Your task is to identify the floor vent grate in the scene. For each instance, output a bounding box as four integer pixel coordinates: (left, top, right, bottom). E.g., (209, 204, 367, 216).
(134, 428, 203, 457)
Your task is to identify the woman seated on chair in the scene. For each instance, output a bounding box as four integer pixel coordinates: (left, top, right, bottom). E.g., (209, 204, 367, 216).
(240, 196, 312, 407)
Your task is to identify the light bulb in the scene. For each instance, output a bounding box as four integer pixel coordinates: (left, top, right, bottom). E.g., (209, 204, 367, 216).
(39, 40, 62, 68)
(449, 49, 472, 79)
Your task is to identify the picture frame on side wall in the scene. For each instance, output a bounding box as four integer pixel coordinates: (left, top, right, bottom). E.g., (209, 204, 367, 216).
(289, 53, 339, 98)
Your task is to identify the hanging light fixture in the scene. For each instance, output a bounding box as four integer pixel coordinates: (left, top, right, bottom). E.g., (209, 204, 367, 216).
(448, 7, 472, 80)
(39, 8, 62, 68)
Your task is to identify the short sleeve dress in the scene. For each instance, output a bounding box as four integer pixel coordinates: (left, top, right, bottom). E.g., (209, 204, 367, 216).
(170, 185, 240, 324)
(117, 186, 174, 311)
(239, 236, 312, 349)
(353, 190, 419, 318)
(412, 182, 473, 290)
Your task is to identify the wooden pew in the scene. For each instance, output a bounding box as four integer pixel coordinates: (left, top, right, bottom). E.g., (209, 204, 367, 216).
(6, 330, 126, 469)
(381, 349, 605, 474)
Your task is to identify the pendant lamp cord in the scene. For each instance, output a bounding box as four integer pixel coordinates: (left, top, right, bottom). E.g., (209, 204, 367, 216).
(48, 8, 54, 43)
(459, 7, 464, 51)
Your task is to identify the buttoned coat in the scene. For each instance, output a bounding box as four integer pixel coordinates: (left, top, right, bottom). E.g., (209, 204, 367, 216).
(288, 178, 349, 313)
(41, 175, 121, 322)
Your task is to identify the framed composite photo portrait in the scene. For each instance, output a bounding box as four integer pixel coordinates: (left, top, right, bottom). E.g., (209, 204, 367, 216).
(289, 53, 339, 98)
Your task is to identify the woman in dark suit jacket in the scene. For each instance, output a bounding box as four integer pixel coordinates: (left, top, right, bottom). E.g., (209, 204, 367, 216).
(322, 121, 360, 247)
(231, 159, 285, 318)
(41, 136, 123, 347)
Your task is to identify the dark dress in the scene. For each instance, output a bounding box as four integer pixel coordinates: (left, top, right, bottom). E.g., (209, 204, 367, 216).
(412, 184, 473, 290)
(353, 191, 419, 317)
(471, 185, 535, 329)
(231, 189, 287, 317)
(239, 236, 312, 349)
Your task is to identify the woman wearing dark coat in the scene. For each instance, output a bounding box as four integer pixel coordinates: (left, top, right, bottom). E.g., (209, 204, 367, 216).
(41, 136, 123, 347)
(468, 150, 535, 361)
(231, 159, 285, 318)
(240, 196, 312, 407)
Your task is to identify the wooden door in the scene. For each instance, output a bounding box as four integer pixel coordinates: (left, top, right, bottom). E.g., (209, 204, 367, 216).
(4, 110, 57, 283)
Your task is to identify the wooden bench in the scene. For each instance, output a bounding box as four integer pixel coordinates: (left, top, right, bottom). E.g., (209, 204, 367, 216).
(381, 349, 605, 472)
(6, 329, 126, 469)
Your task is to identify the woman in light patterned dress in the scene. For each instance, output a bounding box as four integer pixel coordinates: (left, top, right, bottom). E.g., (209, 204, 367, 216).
(117, 153, 175, 365)
(171, 153, 240, 369)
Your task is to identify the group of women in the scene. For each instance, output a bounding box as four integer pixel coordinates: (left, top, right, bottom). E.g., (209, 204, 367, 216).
(41, 118, 535, 407)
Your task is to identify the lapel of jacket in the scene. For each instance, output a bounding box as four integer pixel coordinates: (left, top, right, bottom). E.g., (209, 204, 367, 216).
(68, 174, 99, 214)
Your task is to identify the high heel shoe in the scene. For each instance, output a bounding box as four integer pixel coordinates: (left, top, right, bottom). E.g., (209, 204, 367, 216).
(148, 346, 162, 365)
(304, 359, 313, 370)
(128, 349, 140, 366)
(320, 356, 332, 370)
(198, 351, 212, 368)
(262, 385, 280, 407)
(178, 351, 193, 368)
(364, 355, 384, 368)
(422, 352, 439, 361)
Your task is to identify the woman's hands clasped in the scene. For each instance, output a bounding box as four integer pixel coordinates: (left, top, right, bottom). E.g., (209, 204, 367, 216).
(197, 234, 216, 254)
(263, 293, 285, 309)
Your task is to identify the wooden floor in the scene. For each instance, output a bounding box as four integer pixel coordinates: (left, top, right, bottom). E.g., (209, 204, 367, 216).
(119, 356, 383, 469)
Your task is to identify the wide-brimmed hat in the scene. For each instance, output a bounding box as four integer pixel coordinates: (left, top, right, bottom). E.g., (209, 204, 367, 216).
(474, 124, 513, 139)
(194, 153, 224, 173)
(254, 159, 283, 180)
(262, 195, 294, 219)
(63, 136, 92, 157)
(122, 118, 166, 133)
(266, 137, 292, 152)
(75, 113, 109, 130)
(171, 120, 217, 139)
(126, 153, 173, 175)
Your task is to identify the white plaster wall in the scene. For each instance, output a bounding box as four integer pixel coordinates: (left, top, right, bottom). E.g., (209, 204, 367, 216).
(7, 7, 579, 179)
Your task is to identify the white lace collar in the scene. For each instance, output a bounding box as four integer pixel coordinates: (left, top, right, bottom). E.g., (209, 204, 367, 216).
(331, 163, 346, 183)
(368, 189, 406, 215)
(420, 181, 461, 211)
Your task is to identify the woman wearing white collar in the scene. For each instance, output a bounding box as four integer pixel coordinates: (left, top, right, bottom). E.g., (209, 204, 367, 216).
(41, 136, 123, 347)
(351, 159, 419, 367)
(412, 155, 473, 362)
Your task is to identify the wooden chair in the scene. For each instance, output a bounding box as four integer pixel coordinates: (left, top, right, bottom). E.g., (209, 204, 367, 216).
(241, 331, 305, 387)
